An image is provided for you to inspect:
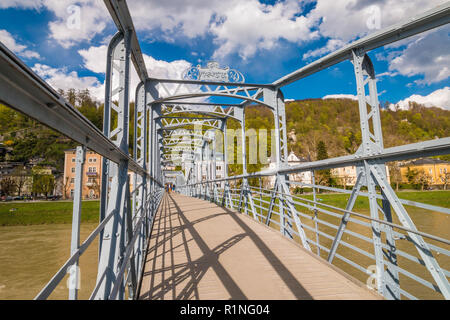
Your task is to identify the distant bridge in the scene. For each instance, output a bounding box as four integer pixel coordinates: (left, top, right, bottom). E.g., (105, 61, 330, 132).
(0, 0, 449, 300)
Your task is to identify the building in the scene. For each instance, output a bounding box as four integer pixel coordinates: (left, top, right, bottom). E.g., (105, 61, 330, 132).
(331, 166, 358, 186)
(63, 149, 102, 199)
(63, 149, 137, 199)
(399, 158, 450, 186)
(266, 151, 312, 188)
(0, 161, 61, 197)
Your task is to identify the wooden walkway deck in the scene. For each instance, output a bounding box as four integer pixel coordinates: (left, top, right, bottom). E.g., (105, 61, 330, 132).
(138, 193, 382, 300)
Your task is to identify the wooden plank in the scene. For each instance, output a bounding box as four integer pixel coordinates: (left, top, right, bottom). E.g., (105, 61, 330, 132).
(138, 193, 382, 300)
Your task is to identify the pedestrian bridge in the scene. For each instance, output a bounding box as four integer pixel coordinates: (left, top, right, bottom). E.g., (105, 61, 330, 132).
(0, 0, 448, 301)
(138, 193, 380, 300)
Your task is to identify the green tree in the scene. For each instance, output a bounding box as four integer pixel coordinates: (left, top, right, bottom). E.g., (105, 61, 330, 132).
(32, 174, 55, 197)
(315, 140, 335, 187)
(0, 177, 17, 196)
(405, 167, 418, 184)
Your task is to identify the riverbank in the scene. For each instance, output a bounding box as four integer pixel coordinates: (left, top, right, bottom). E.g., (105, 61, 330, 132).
(0, 191, 448, 226)
(0, 200, 100, 226)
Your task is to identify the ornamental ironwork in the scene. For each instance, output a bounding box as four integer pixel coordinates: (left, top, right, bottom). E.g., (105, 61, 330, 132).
(183, 61, 245, 83)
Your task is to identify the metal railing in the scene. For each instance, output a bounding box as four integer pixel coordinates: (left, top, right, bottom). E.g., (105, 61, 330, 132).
(181, 170, 450, 300)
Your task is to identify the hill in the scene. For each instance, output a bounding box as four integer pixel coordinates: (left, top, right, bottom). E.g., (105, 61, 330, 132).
(0, 91, 449, 173)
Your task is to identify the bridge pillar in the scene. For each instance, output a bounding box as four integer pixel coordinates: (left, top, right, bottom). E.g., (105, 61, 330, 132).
(68, 145, 86, 300)
(94, 30, 132, 300)
(131, 81, 147, 299)
(350, 49, 398, 299)
(263, 88, 311, 251)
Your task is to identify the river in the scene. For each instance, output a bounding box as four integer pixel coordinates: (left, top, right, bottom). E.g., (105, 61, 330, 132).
(0, 223, 98, 300)
(0, 200, 448, 300)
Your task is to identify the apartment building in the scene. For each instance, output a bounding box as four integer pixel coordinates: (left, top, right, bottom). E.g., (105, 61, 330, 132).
(63, 149, 102, 199)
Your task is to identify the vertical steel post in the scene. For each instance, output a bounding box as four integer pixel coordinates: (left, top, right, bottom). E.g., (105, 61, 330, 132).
(94, 30, 131, 300)
(264, 88, 310, 249)
(311, 171, 320, 256)
(68, 145, 86, 300)
(352, 49, 398, 298)
(98, 32, 124, 258)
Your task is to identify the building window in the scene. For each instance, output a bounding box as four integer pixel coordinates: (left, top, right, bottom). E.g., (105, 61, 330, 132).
(71, 167, 75, 173)
(216, 165, 222, 171)
(70, 189, 74, 199)
(88, 167, 97, 173)
(429, 169, 433, 175)
(71, 178, 75, 183)
(71, 158, 75, 162)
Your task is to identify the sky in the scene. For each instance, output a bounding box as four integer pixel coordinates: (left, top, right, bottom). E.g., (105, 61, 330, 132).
(0, 0, 448, 110)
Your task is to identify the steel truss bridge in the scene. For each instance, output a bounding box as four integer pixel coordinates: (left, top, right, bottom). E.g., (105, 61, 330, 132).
(0, 0, 449, 300)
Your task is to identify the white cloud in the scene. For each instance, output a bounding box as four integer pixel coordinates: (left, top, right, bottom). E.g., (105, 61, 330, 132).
(323, 94, 358, 100)
(45, 0, 109, 48)
(0, 0, 43, 9)
(1, 0, 110, 48)
(128, 0, 318, 60)
(388, 28, 450, 85)
(0, 29, 40, 59)
(307, 0, 445, 43)
(211, 0, 317, 60)
(32, 63, 104, 101)
(78, 44, 193, 101)
(128, 0, 224, 39)
(389, 87, 450, 111)
(303, 39, 345, 60)
(78, 44, 108, 74)
(303, 0, 446, 61)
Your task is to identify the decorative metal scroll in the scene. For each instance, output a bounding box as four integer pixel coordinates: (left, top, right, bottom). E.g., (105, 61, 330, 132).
(183, 61, 245, 83)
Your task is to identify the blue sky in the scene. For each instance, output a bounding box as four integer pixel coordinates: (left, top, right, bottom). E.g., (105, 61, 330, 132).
(0, 0, 448, 110)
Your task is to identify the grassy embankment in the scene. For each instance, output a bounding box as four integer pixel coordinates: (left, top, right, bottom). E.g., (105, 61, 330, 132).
(0, 191, 449, 226)
(0, 200, 100, 226)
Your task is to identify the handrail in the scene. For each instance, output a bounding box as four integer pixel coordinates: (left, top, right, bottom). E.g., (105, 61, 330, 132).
(272, 2, 450, 87)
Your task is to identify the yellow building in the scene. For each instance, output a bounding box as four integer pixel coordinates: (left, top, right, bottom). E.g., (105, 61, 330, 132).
(400, 158, 450, 186)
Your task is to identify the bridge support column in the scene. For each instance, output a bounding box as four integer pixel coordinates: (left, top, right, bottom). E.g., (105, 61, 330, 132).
(237, 107, 259, 221)
(131, 81, 147, 299)
(222, 120, 232, 209)
(351, 49, 399, 299)
(68, 145, 86, 300)
(264, 88, 311, 250)
(94, 30, 132, 300)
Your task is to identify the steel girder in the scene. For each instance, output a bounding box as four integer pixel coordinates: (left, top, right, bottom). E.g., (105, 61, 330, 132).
(94, 30, 132, 300)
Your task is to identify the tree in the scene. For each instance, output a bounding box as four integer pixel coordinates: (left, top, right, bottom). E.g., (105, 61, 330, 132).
(315, 140, 334, 188)
(32, 174, 55, 197)
(316, 140, 328, 161)
(415, 169, 431, 191)
(405, 167, 418, 184)
(389, 163, 402, 191)
(11, 167, 31, 196)
(440, 171, 450, 190)
(0, 177, 17, 196)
